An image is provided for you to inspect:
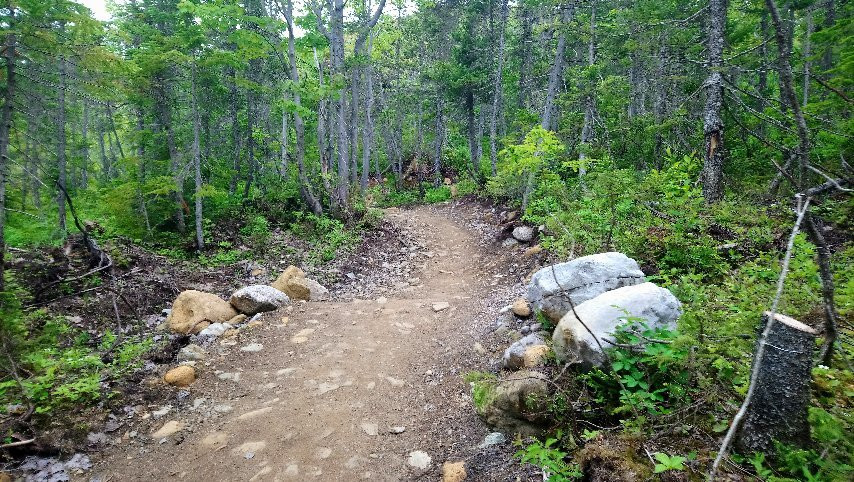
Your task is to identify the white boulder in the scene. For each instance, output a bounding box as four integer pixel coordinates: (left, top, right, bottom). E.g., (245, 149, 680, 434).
(229, 285, 289, 315)
(527, 252, 645, 322)
(552, 282, 682, 368)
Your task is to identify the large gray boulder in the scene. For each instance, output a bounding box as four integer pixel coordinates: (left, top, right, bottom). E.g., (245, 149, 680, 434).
(229, 285, 289, 315)
(552, 282, 682, 368)
(527, 252, 645, 323)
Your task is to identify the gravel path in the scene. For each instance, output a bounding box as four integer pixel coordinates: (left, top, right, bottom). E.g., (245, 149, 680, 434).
(91, 203, 541, 481)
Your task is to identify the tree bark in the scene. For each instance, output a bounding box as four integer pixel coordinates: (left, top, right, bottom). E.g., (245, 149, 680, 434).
(489, 0, 509, 176)
(360, 32, 376, 192)
(805, 214, 839, 365)
(518, 3, 533, 111)
(313, 47, 334, 200)
(228, 67, 240, 194)
(542, 2, 573, 131)
(802, 7, 813, 108)
(701, 0, 727, 204)
(280, 93, 289, 177)
(56, 38, 68, 235)
(735, 312, 817, 454)
(191, 60, 204, 251)
(136, 110, 151, 234)
(578, 2, 596, 179)
(0, 20, 15, 293)
(154, 76, 187, 234)
(284, 0, 323, 215)
(466, 91, 478, 180)
(80, 100, 89, 189)
(433, 92, 445, 184)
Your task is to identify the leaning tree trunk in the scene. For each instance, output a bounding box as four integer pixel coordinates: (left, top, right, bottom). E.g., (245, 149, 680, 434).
(735, 312, 817, 454)
(701, 0, 727, 204)
(541, 2, 573, 131)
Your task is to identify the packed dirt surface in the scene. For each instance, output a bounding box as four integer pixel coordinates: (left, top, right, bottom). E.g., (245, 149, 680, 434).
(90, 204, 541, 481)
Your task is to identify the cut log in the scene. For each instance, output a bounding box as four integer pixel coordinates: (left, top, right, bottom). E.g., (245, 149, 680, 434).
(735, 312, 817, 454)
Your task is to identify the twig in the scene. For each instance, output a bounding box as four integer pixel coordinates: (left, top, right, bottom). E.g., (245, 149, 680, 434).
(708, 195, 810, 480)
(0, 438, 35, 449)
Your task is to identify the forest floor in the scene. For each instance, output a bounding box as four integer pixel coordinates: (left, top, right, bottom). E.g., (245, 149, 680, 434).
(87, 203, 544, 481)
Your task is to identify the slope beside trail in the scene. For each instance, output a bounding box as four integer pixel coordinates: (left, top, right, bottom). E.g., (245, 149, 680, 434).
(92, 203, 536, 481)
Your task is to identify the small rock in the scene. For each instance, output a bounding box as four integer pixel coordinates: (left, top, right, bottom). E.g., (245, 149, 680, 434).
(432, 302, 450, 312)
(389, 426, 406, 434)
(152, 405, 172, 419)
(151, 420, 184, 439)
(512, 226, 534, 242)
(407, 451, 432, 470)
(227, 314, 248, 325)
(524, 245, 543, 257)
(501, 238, 519, 248)
(229, 285, 289, 315)
(286, 277, 331, 301)
(520, 325, 531, 335)
(530, 323, 542, 332)
(177, 344, 207, 362)
(473, 342, 487, 355)
(360, 422, 378, 436)
(167, 290, 238, 335)
(198, 322, 228, 338)
(271, 265, 306, 293)
(377, 296, 388, 304)
(502, 333, 545, 370)
(442, 461, 467, 482)
(164, 366, 196, 387)
(511, 299, 532, 318)
(240, 343, 264, 353)
(479, 432, 507, 448)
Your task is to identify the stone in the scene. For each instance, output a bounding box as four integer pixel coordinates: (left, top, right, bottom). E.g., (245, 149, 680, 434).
(502, 334, 545, 370)
(432, 301, 450, 312)
(240, 343, 263, 353)
(527, 252, 645, 323)
(389, 426, 406, 434)
(522, 345, 550, 368)
(407, 451, 431, 470)
(177, 344, 206, 363)
(553, 282, 682, 368)
(286, 277, 330, 301)
(512, 226, 534, 242)
(442, 461, 467, 482)
(167, 290, 239, 334)
(501, 238, 519, 248)
(229, 285, 289, 315)
(478, 432, 507, 448)
(271, 265, 306, 293)
(198, 322, 228, 337)
(480, 370, 550, 436)
(360, 422, 378, 436)
(151, 420, 184, 439)
(227, 314, 248, 325)
(443, 177, 452, 185)
(511, 298, 531, 317)
(164, 366, 196, 387)
(524, 245, 543, 257)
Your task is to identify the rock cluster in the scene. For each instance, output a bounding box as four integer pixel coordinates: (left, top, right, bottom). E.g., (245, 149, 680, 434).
(478, 252, 683, 436)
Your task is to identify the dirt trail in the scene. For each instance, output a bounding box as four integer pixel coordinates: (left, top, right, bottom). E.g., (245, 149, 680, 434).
(93, 204, 531, 481)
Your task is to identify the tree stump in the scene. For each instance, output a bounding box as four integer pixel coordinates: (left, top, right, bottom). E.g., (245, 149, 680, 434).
(735, 312, 817, 454)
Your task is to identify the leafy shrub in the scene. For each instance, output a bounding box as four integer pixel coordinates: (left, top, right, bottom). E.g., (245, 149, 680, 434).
(514, 432, 582, 481)
(424, 185, 452, 203)
(290, 213, 360, 264)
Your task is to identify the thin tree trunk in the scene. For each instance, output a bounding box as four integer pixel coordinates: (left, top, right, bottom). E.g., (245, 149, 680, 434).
(578, 2, 596, 179)
(466, 91, 478, 180)
(155, 78, 187, 234)
(97, 117, 109, 180)
(56, 39, 68, 235)
(313, 47, 333, 198)
(80, 100, 89, 189)
(191, 61, 204, 250)
(360, 32, 376, 192)
(542, 2, 573, 131)
(0, 19, 15, 293)
(106, 103, 125, 160)
(701, 0, 727, 204)
(284, 0, 323, 215)
(280, 93, 289, 176)
(518, 3, 533, 110)
(433, 92, 445, 184)
(243, 86, 256, 199)
(802, 8, 813, 107)
(805, 214, 839, 365)
(228, 68, 240, 194)
(136, 110, 151, 235)
(489, 0, 509, 176)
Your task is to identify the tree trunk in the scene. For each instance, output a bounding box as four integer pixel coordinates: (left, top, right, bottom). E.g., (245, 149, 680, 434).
(97, 117, 109, 180)
(360, 32, 376, 192)
(542, 2, 573, 131)
(243, 85, 256, 199)
(805, 214, 839, 365)
(228, 68, 240, 194)
(80, 100, 89, 189)
(285, 0, 323, 216)
(578, 2, 596, 179)
(191, 61, 204, 250)
(136, 110, 151, 234)
(433, 92, 445, 184)
(280, 93, 289, 176)
(313, 47, 334, 199)
(518, 3, 533, 111)
(331, 0, 350, 213)
(735, 312, 817, 454)
(489, 0, 509, 176)
(466, 91, 478, 180)
(701, 0, 727, 204)
(0, 22, 15, 293)
(154, 77, 187, 234)
(106, 103, 125, 160)
(56, 41, 68, 236)
(802, 8, 813, 108)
